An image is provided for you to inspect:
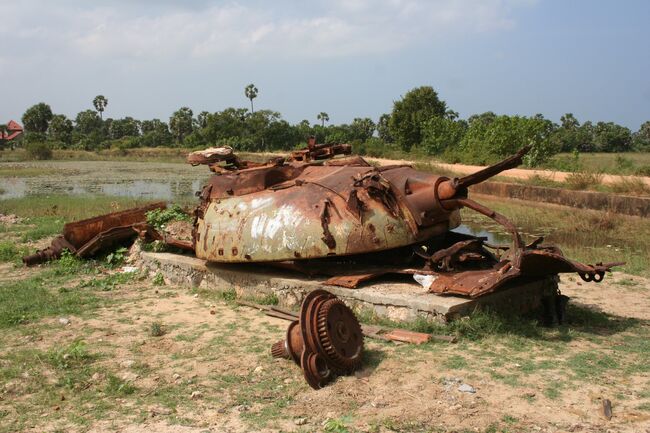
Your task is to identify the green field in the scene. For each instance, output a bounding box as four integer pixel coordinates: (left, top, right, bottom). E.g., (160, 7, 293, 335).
(546, 152, 650, 175)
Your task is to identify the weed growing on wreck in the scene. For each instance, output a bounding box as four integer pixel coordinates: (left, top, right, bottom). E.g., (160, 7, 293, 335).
(146, 204, 192, 230)
(105, 246, 128, 267)
(54, 249, 85, 275)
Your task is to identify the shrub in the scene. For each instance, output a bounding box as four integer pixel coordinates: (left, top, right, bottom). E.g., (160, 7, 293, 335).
(615, 155, 635, 172)
(149, 322, 166, 337)
(152, 272, 165, 286)
(457, 114, 558, 166)
(565, 171, 603, 190)
(25, 141, 52, 160)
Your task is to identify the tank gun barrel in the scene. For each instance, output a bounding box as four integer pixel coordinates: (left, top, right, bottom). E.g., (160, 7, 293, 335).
(436, 146, 530, 201)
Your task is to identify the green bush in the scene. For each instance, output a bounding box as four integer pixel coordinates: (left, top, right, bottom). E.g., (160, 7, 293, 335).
(25, 141, 53, 160)
(457, 114, 558, 166)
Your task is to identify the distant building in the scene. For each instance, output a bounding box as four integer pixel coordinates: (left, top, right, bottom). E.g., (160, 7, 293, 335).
(0, 120, 24, 148)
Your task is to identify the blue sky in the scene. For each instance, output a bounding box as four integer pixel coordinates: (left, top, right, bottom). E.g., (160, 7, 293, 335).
(1, 0, 648, 129)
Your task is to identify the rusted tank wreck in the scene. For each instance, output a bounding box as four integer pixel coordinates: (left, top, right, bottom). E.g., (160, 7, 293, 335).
(188, 139, 621, 299)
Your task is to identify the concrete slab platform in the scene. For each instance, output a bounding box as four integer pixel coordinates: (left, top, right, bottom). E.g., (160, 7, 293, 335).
(140, 252, 557, 322)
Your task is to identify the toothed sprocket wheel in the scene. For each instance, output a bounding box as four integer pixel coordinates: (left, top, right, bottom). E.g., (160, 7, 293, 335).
(316, 298, 363, 373)
(269, 289, 365, 389)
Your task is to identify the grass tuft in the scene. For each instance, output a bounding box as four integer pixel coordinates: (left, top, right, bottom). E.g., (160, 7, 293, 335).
(149, 322, 166, 337)
(565, 171, 603, 190)
(105, 374, 137, 396)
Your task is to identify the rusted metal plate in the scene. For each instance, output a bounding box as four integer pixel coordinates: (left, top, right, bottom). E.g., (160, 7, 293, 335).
(64, 202, 166, 249)
(75, 225, 140, 257)
(324, 273, 388, 289)
(23, 202, 166, 266)
(382, 329, 431, 345)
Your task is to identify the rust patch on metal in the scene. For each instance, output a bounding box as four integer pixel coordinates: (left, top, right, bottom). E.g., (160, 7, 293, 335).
(320, 200, 336, 249)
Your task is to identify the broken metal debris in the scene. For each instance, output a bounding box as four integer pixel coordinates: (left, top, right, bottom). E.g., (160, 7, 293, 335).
(189, 141, 622, 299)
(602, 398, 613, 420)
(270, 290, 363, 389)
(23, 202, 168, 266)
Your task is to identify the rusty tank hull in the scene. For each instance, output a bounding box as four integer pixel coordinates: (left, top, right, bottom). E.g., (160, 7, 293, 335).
(189, 140, 622, 298)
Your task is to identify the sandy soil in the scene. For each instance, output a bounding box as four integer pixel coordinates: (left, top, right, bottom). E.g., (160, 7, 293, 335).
(2, 268, 645, 433)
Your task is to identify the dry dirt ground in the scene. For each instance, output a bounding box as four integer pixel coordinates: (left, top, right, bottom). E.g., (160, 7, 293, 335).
(1, 255, 649, 433)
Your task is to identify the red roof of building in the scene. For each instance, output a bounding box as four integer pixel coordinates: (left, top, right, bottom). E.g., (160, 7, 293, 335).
(1, 120, 24, 141)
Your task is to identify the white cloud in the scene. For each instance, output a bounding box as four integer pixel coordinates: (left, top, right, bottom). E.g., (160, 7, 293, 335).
(2, 0, 537, 61)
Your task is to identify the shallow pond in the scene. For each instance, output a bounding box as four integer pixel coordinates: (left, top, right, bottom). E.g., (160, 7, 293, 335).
(0, 161, 210, 203)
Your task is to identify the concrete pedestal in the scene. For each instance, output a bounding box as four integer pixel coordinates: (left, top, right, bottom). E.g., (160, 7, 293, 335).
(140, 252, 557, 322)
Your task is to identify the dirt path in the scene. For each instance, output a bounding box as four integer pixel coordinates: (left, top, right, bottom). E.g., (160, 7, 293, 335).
(2, 266, 649, 433)
(367, 157, 650, 187)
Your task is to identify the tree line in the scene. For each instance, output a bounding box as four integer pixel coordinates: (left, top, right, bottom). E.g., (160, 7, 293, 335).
(12, 85, 650, 166)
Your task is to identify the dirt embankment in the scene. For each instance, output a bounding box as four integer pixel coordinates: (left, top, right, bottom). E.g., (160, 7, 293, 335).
(367, 157, 650, 187)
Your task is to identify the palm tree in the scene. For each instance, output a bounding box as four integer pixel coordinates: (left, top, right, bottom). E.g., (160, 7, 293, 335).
(244, 84, 258, 113)
(93, 95, 108, 120)
(317, 112, 329, 127)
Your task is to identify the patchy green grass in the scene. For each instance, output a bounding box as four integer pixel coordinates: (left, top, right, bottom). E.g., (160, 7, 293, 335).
(0, 194, 152, 222)
(0, 166, 55, 177)
(0, 251, 138, 329)
(566, 352, 619, 379)
(20, 216, 65, 241)
(546, 152, 650, 176)
(0, 274, 99, 328)
(0, 240, 28, 263)
(104, 373, 137, 396)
